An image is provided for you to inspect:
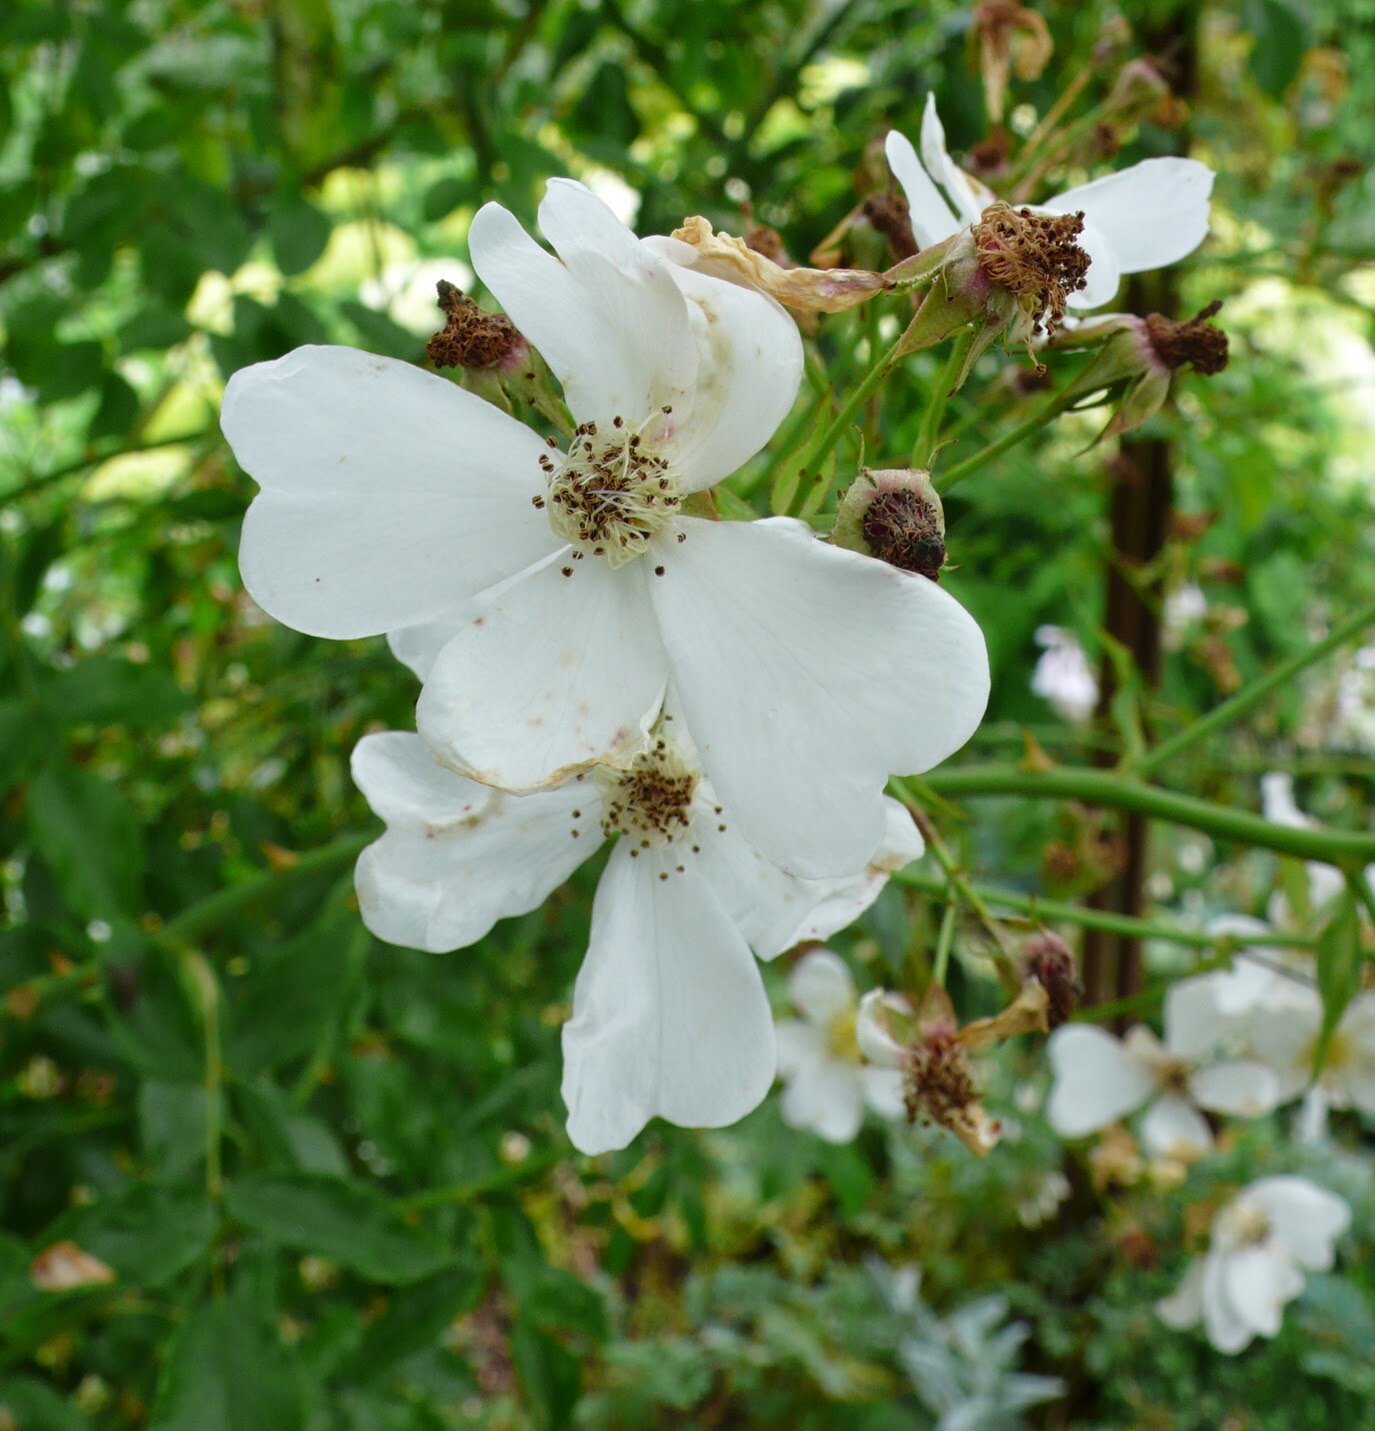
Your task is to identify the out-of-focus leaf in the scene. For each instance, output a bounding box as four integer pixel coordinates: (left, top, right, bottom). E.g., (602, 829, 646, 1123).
(45, 1185, 214, 1290)
(351, 1262, 485, 1381)
(26, 766, 145, 921)
(512, 1313, 581, 1430)
(46, 655, 190, 730)
(138, 1080, 212, 1179)
(224, 1173, 453, 1285)
(268, 192, 332, 275)
(1313, 890, 1362, 1069)
(149, 1295, 305, 1431)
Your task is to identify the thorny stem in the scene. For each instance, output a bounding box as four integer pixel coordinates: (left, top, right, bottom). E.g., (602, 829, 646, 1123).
(934, 386, 1080, 491)
(791, 335, 906, 512)
(895, 782, 1022, 990)
(1127, 597, 1375, 777)
(891, 866, 1319, 952)
(912, 331, 974, 468)
(921, 765, 1375, 864)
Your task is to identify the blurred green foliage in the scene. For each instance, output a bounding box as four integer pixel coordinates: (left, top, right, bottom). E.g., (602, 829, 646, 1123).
(2, 0, 1375, 1426)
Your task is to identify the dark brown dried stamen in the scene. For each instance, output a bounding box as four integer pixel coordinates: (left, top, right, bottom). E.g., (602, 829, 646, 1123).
(1143, 301, 1229, 375)
(973, 202, 1090, 336)
(862, 190, 917, 261)
(426, 279, 521, 370)
(861, 488, 946, 581)
(904, 1027, 979, 1130)
(1021, 930, 1080, 1030)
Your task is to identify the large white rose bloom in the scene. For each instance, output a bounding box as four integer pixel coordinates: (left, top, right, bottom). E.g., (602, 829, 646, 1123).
(884, 93, 1214, 310)
(1045, 979, 1279, 1158)
(774, 949, 907, 1143)
(349, 722, 924, 1155)
(1157, 1176, 1350, 1353)
(222, 178, 989, 880)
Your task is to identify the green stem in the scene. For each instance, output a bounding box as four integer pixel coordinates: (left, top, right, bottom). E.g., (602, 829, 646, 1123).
(3, 429, 214, 504)
(1128, 598, 1375, 777)
(1349, 871, 1375, 928)
(912, 332, 973, 468)
(932, 899, 957, 987)
(934, 388, 1077, 492)
(158, 832, 370, 944)
(890, 866, 1317, 950)
(791, 336, 905, 513)
(399, 1150, 562, 1210)
(922, 765, 1375, 863)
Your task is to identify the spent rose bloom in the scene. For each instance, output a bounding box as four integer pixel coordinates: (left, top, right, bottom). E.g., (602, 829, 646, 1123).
(885, 93, 1213, 310)
(350, 718, 923, 1155)
(1045, 980, 1279, 1158)
(774, 949, 907, 1142)
(1157, 1176, 1350, 1353)
(223, 178, 989, 880)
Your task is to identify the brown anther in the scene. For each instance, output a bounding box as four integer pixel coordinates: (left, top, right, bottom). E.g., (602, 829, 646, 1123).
(972, 202, 1090, 337)
(1020, 930, 1080, 1029)
(861, 488, 946, 581)
(1143, 301, 1229, 375)
(654, 565, 665, 576)
(425, 280, 522, 370)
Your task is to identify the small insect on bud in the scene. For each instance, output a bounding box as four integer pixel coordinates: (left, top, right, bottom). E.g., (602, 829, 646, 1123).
(832, 467, 946, 581)
(425, 280, 526, 372)
(1020, 930, 1080, 1029)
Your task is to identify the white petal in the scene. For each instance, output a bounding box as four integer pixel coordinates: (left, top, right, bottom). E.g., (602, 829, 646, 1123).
(1065, 218, 1123, 310)
(1246, 1176, 1351, 1270)
(1221, 1246, 1303, 1338)
(919, 93, 986, 228)
(786, 948, 855, 1026)
(224, 347, 560, 638)
(387, 617, 463, 682)
(1156, 1258, 1205, 1330)
(1045, 1025, 1155, 1137)
(1201, 1252, 1257, 1354)
(351, 732, 591, 952)
(1260, 771, 1310, 828)
(469, 186, 697, 427)
(651, 518, 988, 878)
(1189, 1060, 1280, 1118)
(1139, 1093, 1212, 1160)
(775, 1019, 826, 1079)
(653, 258, 802, 490)
(695, 796, 922, 960)
(416, 554, 667, 792)
(1248, 996, 1322, 1103)
(1047, 157, 1213, 276)
(1165, 976, 1228, 1062)
(857, 989, 911, 1068)
(561, 843, 775, 1154)
(780, 1057, 866, 1142)
(883, 128, 962, 250)
(861, 1065, 907, 1120)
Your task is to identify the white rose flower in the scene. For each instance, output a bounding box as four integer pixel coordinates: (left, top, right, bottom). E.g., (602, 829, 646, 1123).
(350, 722, 924, 1155)
(1157, 1175, 1350, 1353)
(1030, 624, 1098, 725)
(885, 93, 1214, 310)
(1045, 980, 1279, 1158)
(774, 949, 908, 1143)
(1249, 988, 1375, 1116)
(223, 178, 990, 880)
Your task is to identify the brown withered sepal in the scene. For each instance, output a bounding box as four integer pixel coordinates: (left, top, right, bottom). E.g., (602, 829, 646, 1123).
(426, 280, 521, 370)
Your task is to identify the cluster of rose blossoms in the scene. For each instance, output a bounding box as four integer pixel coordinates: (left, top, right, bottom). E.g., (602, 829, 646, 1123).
(220, 93, 1242, 1166)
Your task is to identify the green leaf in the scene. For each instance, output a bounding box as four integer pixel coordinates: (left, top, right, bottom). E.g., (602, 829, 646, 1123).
(268, 193, 332, 276)
(351, 1263, 484, 1382)
(26, 765, 145, 920)
(1244, 0, 1309, 98)
(87, 371, 140, 442)
(150, 1295, 305, 1431)
(138, 1080, 212, 1179)
(224, 1173, 453, 1285)
(0, 699, 42, 795)
(0, 1376, 89, 1430)
(47, 1184, 214, 1289)
(511, 1314, 581, 1430)
(1313, 890, 1362, 1070)
(421, 176, 468, 223)
(46, 655, 190, 730)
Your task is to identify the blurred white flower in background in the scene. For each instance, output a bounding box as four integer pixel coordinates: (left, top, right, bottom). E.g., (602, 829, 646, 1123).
(1045, 980, 1280, 1158)
(1031, 625, 1098, 724)
(1157, 1175, 1350, 1353)
(774, 949, 907, 1142)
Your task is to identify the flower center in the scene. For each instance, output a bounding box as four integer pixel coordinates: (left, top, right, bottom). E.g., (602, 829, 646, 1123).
(827, 1007, 861, 1062)
(972, 201, 1089, 337)
(599, 739, 701, 852)
(1143, 301, 1229, 374)
(860, 488, 946, 579)
(1156, 1056, 1193, 1096)
(1218, 1200, 1271, 1248)
(535, 416, 682, 567)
